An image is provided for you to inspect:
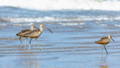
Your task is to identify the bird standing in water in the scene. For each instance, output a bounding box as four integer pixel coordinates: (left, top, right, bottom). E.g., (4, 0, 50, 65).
(16, 24, 53, 48)
(95, 35, 114, 54)
(16, 24, 37, 43)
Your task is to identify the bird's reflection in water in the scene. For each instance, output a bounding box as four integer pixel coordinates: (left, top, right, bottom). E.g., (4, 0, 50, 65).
(20, 55, 40, 68)
(100, 55, 109, 68)
(18, 50, 41, 68)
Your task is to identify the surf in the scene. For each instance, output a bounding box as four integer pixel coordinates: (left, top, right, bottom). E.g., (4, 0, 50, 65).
(0, 0, 120, 11)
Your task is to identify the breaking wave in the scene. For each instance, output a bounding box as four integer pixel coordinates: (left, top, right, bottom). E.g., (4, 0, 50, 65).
(0, 0, 120, 11)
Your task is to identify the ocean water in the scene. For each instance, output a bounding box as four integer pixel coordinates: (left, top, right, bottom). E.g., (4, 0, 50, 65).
(0, 6, 120, 68)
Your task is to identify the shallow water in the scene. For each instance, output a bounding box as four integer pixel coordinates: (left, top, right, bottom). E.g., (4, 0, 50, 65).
(0, 6, 120, 68)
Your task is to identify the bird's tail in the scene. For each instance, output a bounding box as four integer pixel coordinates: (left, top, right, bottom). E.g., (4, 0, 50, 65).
(16, 33, 19, 36)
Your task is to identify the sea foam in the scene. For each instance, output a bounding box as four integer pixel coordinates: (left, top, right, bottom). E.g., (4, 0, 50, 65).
(0, 0, 120, 11)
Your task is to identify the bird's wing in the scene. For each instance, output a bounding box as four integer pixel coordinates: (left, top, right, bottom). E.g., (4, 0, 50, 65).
(16, 29, 32, 36)
(95, 37, 109, 45)
(95, 40, 109, 44)
(24, 30, 41, 38)
(21, 29, 30, 32)
(100, 37, 107, 40)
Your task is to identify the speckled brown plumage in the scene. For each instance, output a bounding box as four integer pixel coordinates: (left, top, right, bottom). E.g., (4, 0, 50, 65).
(95, 35, 114, 54)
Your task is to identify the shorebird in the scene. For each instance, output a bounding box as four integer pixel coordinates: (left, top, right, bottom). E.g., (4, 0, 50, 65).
(16, 23, 37, 43)
(16, 24, 53, 48)
(26, 24, 53, 44)
(95, 35, 114, 54)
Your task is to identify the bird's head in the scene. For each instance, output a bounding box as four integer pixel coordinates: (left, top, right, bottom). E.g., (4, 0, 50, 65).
(30, 23, 35, 30)
(108, 35, 114, 42)
(39, 24, 53, 33)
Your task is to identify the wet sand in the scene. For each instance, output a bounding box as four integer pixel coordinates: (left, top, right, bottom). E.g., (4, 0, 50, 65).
(0, 21, 120, 68)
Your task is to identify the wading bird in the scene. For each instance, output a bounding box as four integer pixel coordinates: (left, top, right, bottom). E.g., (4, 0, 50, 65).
(16, 24, 37, 43)
(95, 35, 114, 54)
(16, 24, 53, 48)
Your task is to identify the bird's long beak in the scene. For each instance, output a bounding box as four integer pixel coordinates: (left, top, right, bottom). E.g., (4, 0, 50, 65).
(46, 27, 53, 33)
(111, 38, 115, 42)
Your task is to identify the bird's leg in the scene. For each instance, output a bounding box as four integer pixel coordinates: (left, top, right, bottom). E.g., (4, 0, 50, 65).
(103, 45, 108, 54)
(29, 38, 32, 44)
(24, 38, 28, 49)
(28, 38, 32, 49)
(19, 37, 22, 44)
(19, 37, 23, 48)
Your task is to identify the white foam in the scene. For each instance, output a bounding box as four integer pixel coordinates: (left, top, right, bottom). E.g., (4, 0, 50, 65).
(4, 15, 120, 23)
(59, 22, 84, 26)
(0, 0, 120, 11)
(9, 17, 56, 23)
